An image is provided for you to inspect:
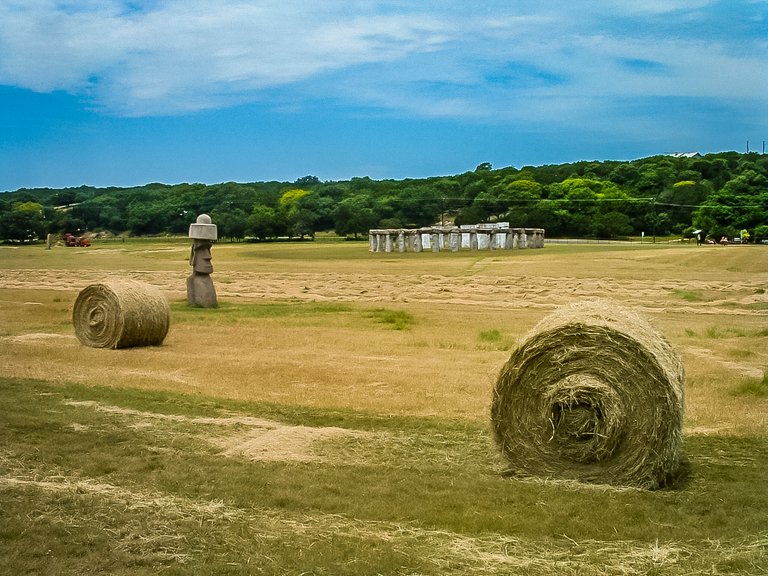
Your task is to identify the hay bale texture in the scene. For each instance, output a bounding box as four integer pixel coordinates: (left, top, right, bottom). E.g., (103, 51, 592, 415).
(491, 300, 684, 489)
(73, 280, 170, 349)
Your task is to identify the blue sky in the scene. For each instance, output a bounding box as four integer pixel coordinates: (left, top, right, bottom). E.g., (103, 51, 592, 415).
(1, 1, 766, 192)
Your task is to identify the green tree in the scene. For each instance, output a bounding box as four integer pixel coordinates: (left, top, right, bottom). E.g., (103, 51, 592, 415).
(546, 178, 599, 236)
(395, 186, 441, 227)
(44, 206, 86, 236)
(333, 196, 378, 238)
(753, 224, 768, 243)
(294, 175, 321, 187)
(0, 201, 46, 242)
(211, 208, 249, 241)
(504, 180, 544, 224)
(454, 205, 489, 226)
(432, 177, 464, 214)
(473, 188, 511, 220)
(296, 192, 336, 234)
(656, 180, 711, 233)
(279, 188, 310, 208)
(694, 170, 768, 233)
(472, 179, 542, 223)
(127, 200, 171, 235)
(248, 205, 277, 240)
(278, 188, 311, 238)
(591, 211, 633, 238)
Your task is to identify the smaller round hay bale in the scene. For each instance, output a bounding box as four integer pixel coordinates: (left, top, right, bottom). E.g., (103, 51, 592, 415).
(73, 280, 170, 349)
(491, 300, 685, 489)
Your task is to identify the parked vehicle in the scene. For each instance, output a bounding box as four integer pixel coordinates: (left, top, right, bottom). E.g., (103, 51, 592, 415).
(63, 233, 90, 247)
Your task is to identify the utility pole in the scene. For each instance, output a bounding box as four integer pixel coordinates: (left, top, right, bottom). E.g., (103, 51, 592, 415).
(440, 195, 445, 226)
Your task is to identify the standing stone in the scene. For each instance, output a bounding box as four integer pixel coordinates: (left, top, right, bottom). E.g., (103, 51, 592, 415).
(413, 232, 423, 252)
(504, 229, 514, 249)
(430, 231, 440, 252)
(397, 231, 406, 252)
(449, 229, 460, 252)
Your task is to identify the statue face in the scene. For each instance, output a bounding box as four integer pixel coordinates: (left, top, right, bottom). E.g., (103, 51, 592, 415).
(191, 240, 213, 274)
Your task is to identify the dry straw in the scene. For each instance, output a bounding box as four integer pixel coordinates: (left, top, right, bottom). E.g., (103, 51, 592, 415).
(491, 300, 685, 489)
(73, 280, 170, 349)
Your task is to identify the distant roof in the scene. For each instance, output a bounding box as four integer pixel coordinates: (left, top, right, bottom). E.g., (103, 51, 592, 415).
(669, 152, 701, 158)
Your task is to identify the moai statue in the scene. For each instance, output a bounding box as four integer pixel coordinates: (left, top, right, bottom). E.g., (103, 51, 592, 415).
(187, 214, 218, 308)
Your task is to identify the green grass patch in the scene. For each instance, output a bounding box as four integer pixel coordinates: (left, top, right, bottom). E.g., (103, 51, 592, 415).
(726, 348, 755, 359)
(171, 300, 354, 323)
(721, 300, 768, 311)
(704, 326, 747, 338)
(171, 301, 418, 331)
(477, 329, 513, 351)
(671, 288, 705, 302)
(367, 308, 415, 330)
(478, 328, 503, 342)
(731, 374, 768, 397)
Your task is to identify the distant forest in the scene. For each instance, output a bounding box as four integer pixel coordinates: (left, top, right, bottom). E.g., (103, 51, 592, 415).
(2, 151, 767, 243)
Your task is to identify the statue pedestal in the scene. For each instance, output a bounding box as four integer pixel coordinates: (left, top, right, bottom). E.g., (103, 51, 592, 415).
(186, 273, 217, 308)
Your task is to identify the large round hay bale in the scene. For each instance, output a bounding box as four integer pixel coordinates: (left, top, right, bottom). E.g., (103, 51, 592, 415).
(491, 300, 684, 489)
(73, 280, 170, 349)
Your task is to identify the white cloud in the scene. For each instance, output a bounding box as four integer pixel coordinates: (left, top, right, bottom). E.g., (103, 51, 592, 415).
(596, 0, 715, 15)
(0, 0, 451, 114)
(0, 0, 765, 125)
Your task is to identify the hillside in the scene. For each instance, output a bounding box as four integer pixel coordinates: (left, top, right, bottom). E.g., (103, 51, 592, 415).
(2, 152, 767, 243)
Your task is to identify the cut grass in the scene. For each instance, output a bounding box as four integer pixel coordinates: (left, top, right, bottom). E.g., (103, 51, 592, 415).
(672, 288, 705, 302)
(171, 301, 417, 332)
(731, 374, 768, 397)
(684, 325, 767, 339)
(170, 300, 354, 322)
(477, 329, 513, 351)
(705, 326, 747, 338)
(367, 308, 415, 330)
(2, 240, 768, 573)
(1, 378, 767, 575)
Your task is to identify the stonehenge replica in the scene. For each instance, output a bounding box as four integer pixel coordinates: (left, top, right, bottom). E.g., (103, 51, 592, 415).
(368, 224, 545, 253)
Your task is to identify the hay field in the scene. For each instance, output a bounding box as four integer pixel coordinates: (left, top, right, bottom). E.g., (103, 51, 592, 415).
(1, 240, 767, 574)
(2, 240, 766, 432)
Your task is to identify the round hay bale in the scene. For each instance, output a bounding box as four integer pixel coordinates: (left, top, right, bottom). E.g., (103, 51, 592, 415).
(491, 300, 685, 489)
(73, 280, 170, 349)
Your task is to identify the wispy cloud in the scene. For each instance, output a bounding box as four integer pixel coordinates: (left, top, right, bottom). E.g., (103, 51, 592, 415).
(0, 0, 765, 131)
(0, 1, 451, 114)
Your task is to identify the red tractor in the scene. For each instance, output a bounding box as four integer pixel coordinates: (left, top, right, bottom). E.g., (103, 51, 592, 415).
(63, 233, 91, 247)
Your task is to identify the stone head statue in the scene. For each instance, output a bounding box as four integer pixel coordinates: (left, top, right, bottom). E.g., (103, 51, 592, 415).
(188, 213, 217, 274)
(187, 214, 218, 307)
(190, 240, 214, 274)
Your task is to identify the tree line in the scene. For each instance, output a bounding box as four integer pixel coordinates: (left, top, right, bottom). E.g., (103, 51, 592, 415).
(1, 152, 767, 244)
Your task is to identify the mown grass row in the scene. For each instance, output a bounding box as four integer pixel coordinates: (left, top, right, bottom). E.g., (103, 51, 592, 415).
(1, 378, 766, 575)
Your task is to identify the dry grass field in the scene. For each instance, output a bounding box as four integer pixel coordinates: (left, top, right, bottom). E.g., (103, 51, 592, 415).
(1, 239, 766, 574)
(2, 240, 766, 430)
